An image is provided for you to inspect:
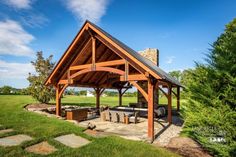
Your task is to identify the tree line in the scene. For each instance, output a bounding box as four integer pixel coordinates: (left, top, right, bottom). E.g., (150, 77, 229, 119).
(0, 86, 29, 95)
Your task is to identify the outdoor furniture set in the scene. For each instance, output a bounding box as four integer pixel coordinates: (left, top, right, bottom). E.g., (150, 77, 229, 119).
(100, 109, 139, 124)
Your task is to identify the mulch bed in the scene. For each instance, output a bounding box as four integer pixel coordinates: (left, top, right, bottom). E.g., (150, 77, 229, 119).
(165, 137, 212, 157)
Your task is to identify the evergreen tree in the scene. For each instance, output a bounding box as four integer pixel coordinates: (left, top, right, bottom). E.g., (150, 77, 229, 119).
(183, 18, 236, 156)
(169, 70, 182, 82)
(27, 51, 55, 103)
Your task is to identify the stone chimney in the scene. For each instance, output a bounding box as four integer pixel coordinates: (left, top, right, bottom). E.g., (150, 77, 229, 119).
(139, 48, 159, 66)
(137, 48, 159, 107)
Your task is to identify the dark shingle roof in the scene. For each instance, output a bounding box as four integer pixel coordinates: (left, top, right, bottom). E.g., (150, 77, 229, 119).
(88, 21, 182, 87)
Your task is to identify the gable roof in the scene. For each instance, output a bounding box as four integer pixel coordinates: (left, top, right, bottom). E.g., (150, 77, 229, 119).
(45, 20, 182, 87)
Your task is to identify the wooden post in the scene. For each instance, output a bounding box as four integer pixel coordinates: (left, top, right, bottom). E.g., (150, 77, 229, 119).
(56, 85, 61, 116)
(156, 82, 159, 107)
(118, 89, 122, 106)
(95, 88, 100, 109)
(177, 86, 180, 111)
(168, 84, 172, 124)
(148, 78, 154, 141)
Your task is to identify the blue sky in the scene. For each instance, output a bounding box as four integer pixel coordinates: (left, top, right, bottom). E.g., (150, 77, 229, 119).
(0, 0, 235, 88)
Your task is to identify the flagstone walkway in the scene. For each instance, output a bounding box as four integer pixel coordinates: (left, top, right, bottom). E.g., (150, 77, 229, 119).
(0, 125, 91, 155)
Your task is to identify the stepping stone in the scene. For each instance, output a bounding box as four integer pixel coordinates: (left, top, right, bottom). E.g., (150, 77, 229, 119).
(54, 134, 90, 148)
(0, 129, 14, 134)
(0, 134, 32, 146)
(84, 129, 107, 137)
(25, 141, 57, 155)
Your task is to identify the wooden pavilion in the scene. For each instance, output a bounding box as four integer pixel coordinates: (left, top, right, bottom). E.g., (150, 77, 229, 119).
(44, 20, 182, 141)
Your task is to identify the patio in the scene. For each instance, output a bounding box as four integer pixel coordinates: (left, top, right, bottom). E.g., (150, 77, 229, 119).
(25, 102, 183, 144)
(78, 111, 183, 143)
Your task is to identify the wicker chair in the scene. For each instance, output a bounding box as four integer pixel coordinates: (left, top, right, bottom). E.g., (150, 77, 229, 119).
(129, 112, 139, 124)
(118, 112, 126, 123)
(111, 112, 119, 123)
(105, 110, 111, 121)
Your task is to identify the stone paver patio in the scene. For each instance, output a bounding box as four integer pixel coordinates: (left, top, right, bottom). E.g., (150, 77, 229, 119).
(54, 134, 90, 148)
(25, 141, 57, 155)
(78, 116, 183, 143)
(0, 129, 14, 134)
(78, 117, 167, 141)
(0, 134, 33, 146)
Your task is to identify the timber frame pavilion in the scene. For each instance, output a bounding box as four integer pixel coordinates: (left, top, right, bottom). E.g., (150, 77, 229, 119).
(45, 20, 182, 141)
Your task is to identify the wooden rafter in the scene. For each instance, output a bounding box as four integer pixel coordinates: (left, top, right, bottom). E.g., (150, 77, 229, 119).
(94, 34, 145, 75)
(93, 30, 162, 80)
(80, 42, 107, 83)
(58, 36, 92, 80)
(92, 37, 96, 70)
(71, 38, 92, 66)
(45, 23, 90, 85)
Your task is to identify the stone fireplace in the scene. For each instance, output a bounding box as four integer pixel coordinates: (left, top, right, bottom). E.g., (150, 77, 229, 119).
(138, 48, 159, 107)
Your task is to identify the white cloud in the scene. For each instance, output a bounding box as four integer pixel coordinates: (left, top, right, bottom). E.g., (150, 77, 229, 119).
(3, 0, 32, 9)
(0, 19, 35, 57)
(65, 0, 110, 23)
(166, 56, 175, 64)
(20, 13, 49, 28)
(0, 60, 34, 79)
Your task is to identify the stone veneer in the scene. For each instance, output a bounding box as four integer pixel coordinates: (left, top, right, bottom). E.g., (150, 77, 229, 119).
(137, 48, 159, 107)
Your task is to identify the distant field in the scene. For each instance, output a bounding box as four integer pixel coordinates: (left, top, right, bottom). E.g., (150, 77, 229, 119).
(0, 95, 179, 157)
(50, 95, 178, 108)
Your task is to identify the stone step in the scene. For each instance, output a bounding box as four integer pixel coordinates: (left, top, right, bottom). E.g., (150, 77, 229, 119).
(0, 129, 14, 134)
(54, 134, 90, 148)
(25, 141, 57, 155)
(0, 134, 33, 147)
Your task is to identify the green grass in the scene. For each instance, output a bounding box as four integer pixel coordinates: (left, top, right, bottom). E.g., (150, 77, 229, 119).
(0, 95, 179, 157)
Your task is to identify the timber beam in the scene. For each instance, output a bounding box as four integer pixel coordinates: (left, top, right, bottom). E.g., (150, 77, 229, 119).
(69, 59, 126, 71)
(120, 74, 147, 81)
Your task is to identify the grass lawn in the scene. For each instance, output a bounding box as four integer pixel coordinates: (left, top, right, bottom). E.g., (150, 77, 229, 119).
(0, 95, 179, 157)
